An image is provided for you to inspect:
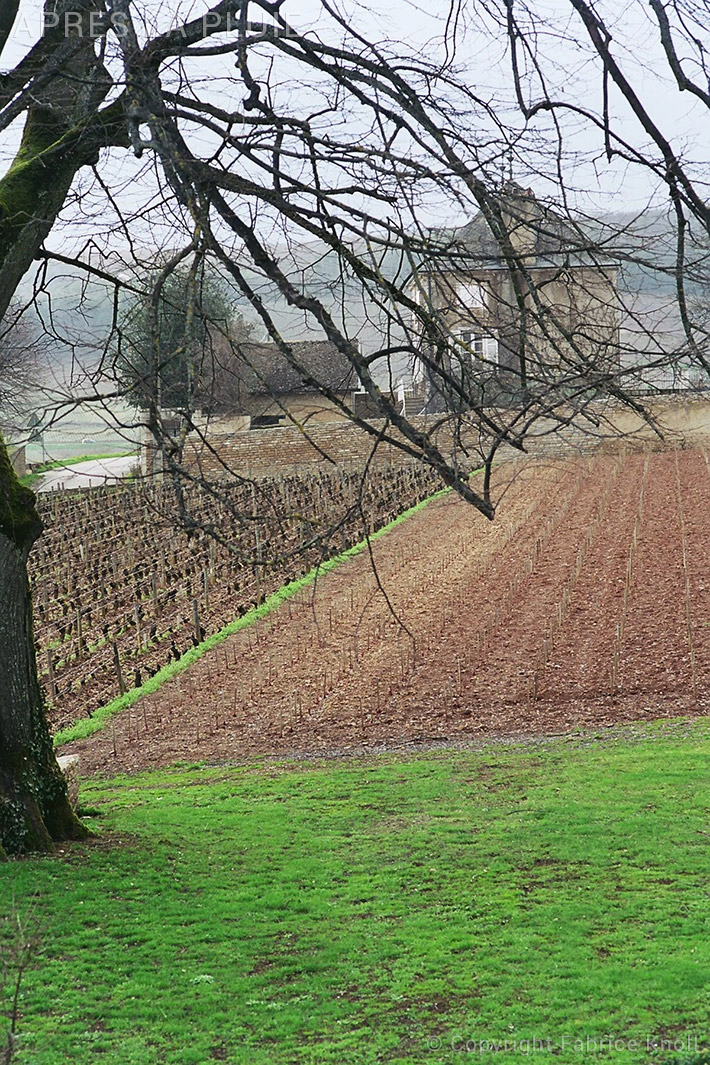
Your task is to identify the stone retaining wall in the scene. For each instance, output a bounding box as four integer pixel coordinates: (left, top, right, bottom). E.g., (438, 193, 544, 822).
(147, 395, 710, 481)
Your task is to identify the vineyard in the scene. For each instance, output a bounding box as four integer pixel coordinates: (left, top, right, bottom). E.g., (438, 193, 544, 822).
(31, 462, 440, 731)
(62, 447, 710, 775)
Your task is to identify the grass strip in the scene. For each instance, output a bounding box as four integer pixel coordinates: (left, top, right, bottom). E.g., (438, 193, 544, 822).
(53, 487, 448, 748)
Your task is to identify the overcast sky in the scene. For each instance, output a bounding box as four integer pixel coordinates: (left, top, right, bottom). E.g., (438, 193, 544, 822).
(2, 0, 708, 237)
(2, 0, 707, 409)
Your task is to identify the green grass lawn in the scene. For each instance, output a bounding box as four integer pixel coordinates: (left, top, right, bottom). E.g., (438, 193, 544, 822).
(3, 723, 710, 1064)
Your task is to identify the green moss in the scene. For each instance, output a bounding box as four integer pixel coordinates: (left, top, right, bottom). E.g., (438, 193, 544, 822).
(0, 432, 42, 552)
(0, 106, 67, 226)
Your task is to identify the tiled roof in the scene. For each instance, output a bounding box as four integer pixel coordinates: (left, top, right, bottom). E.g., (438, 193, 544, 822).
(196, 338, 358, 412)
(434, 184, 613, 271)
(235, 340, 358, 395)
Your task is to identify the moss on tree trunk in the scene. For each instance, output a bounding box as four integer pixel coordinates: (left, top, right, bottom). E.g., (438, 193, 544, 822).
(0, 105, 95, 324)
(0, 5, 123, 856)
(0, 434, 89, 857)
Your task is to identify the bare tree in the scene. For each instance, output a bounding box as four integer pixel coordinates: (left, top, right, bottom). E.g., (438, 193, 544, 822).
(0, 312, 43, 438)
(1, 0, 710, 854)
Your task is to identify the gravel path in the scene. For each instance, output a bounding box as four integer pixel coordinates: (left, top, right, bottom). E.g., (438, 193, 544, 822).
(38, 455, 138, 492)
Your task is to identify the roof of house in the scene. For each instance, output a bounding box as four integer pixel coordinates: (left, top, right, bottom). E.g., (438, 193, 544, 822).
(435, 184, 616, 272)
(196, 338, 359, 413)
(236, 340, 358, 396)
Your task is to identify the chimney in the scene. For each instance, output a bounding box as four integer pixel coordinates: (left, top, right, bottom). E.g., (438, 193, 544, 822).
(500, 184, 538, 261)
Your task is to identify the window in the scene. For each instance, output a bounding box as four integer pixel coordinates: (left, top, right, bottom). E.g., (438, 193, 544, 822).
(459, 331, 485, 355)
(251, 415, 284, 429)
(457, 281, 485, 308)
(458, 331, 498, 361)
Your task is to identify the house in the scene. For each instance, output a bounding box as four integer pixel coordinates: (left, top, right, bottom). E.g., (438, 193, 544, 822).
(197, 339, 360, 428)
(409, 184, 620, 409)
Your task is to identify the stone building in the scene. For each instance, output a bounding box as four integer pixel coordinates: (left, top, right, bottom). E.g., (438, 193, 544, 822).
(196, 338, 358, 429)
(410, 185, 620, 409)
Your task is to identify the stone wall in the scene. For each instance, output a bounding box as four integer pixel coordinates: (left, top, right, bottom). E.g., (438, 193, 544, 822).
(148, 395, 710, 482)
(177, 419, 433, 480)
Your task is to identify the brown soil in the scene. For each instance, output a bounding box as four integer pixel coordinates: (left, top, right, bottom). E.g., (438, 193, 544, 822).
(64, 449, 710, 776)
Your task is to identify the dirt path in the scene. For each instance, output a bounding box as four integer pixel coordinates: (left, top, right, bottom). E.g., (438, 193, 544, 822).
(65, 450, 710, 776)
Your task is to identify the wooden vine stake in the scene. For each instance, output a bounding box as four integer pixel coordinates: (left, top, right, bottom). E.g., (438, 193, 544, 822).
(112, 641, 126, 695)
(45, 650, 57, 702)
(675, 452, 698, 698)
(610, 454, 649, 695)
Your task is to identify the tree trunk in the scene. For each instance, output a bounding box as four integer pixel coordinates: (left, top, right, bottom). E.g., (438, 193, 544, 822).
(0, 437, 88, 857)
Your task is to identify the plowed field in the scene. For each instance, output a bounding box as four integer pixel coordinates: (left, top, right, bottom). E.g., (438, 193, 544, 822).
(65, 449, 710, 775)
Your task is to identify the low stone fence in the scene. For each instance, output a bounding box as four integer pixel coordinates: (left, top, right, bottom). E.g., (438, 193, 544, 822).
(145, 395, 710, 481)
